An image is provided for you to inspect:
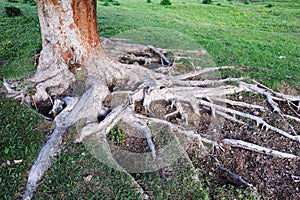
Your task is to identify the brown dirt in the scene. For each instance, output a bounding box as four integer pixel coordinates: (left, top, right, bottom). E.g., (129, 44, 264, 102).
(108, 90, 300, 199)
(6, 39, 298, 199)
(195, 92, 300, 199)
(101, 41, 300, 198)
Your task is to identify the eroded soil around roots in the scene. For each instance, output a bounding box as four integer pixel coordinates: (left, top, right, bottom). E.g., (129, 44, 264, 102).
(195, 93, 300, 199)
(101, 39, 300, 199)
(106, 92, 299, 199)
(3, 38, 299, 199)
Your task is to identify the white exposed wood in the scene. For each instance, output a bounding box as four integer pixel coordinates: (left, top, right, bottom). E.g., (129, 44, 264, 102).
(176, 66, 235, 80)
(2, 78, 14, 93)
(148, 45, 171, 66)
(283, 114, 300, 123)
(212, 97, 268, 111)
(252, 80, 300, 102)
(23, 97, 79, 200)
(199, 100, 300, 143)
(223, 138, 299, 159)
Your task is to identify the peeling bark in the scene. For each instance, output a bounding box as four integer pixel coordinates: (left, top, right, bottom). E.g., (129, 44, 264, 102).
(32, 0, 104, 101)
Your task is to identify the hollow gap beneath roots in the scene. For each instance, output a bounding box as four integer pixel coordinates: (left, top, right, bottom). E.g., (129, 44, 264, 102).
(32, 99, 54, 119)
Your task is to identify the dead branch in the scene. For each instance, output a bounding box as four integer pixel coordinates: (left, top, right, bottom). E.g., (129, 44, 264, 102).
(223, 138, 299, 159)
(264, 92, 281, 114)
(252, 80, 300, 102)
(219, 165, 255, 188)
(287, 101, 300, 117)
(211, 156, 256, 189)
(240, 81, 300, 108)
(2, 78, 15, 93)
(214, 110, 246, 125)
(187, 78, 244, 87)
(283, 114, 300, 123)
(291, 175, 300, 183)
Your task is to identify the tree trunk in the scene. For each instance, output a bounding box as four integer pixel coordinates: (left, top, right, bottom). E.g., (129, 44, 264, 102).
(21, 1, 300, 199)
(32, 0, 104, 101)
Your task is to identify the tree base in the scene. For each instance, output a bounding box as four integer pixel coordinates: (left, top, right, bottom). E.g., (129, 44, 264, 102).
(3, 38, 299, 199)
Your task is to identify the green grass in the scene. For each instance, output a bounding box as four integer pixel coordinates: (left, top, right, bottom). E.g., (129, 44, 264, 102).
(131, 160, 209, 199)
(0, 0, 299, 199)
(34, 130, 209, 199)
(0, 98, 52, 199)
(0, 1, 41, 80)
(1, 0, 299, 90)
(97, 0, 300, 91)
(34, 132, 142, 199)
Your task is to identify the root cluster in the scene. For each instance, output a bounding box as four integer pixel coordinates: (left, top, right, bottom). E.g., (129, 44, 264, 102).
(3, 39, 299, 199)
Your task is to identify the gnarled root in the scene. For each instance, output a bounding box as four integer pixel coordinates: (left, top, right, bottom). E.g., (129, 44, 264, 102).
(16, 40, 300, 199)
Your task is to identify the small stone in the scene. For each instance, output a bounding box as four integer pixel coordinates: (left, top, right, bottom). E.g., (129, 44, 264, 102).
(14, 159, 22, 164)
(285, 75, 292, 79)
(83, 175, 93, 183)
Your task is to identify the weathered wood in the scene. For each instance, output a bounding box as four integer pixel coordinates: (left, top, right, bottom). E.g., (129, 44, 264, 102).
(223, 138, 298, 159)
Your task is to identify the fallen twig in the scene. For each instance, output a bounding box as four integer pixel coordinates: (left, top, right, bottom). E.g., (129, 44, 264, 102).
(283, 114, 300, 123)
(219, 165, 255, 188)
(211, 156, 256, 189)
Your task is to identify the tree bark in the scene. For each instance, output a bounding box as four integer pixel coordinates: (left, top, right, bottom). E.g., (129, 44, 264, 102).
(20, 1, 300, 199)
(32, 0, 104, 101)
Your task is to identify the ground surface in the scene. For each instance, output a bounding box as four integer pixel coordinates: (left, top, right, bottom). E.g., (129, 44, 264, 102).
(100, 39, 300, 199)
(104, 80, 300, 199)
(1, 0, 300, 199)
(196, 94, 300, 199)
(105, 94, 300, 200)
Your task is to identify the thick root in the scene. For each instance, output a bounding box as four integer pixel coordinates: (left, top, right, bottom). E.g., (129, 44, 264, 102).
(4, 39, 297, 199)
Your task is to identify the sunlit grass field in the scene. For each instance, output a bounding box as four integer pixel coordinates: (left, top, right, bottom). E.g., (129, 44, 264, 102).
(0, 0, 299, 199)
(97, 0, 300, 91)
(1, 0, 299, 91)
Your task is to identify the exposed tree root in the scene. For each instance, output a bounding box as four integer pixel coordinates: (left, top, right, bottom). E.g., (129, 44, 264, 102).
(210, 156, 257, 190)
(23, 97, 79, 200)
(3, 39, 300, 199)
(199, 99, 300, 143)
(223, 138, 299, 159)
(219, 165, 255, 189)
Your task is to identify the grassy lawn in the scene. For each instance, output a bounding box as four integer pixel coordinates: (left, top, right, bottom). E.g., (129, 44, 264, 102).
(97, 0, 300, 91)
(0, 0, 299, 199)
(0, 98, 53, 199)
